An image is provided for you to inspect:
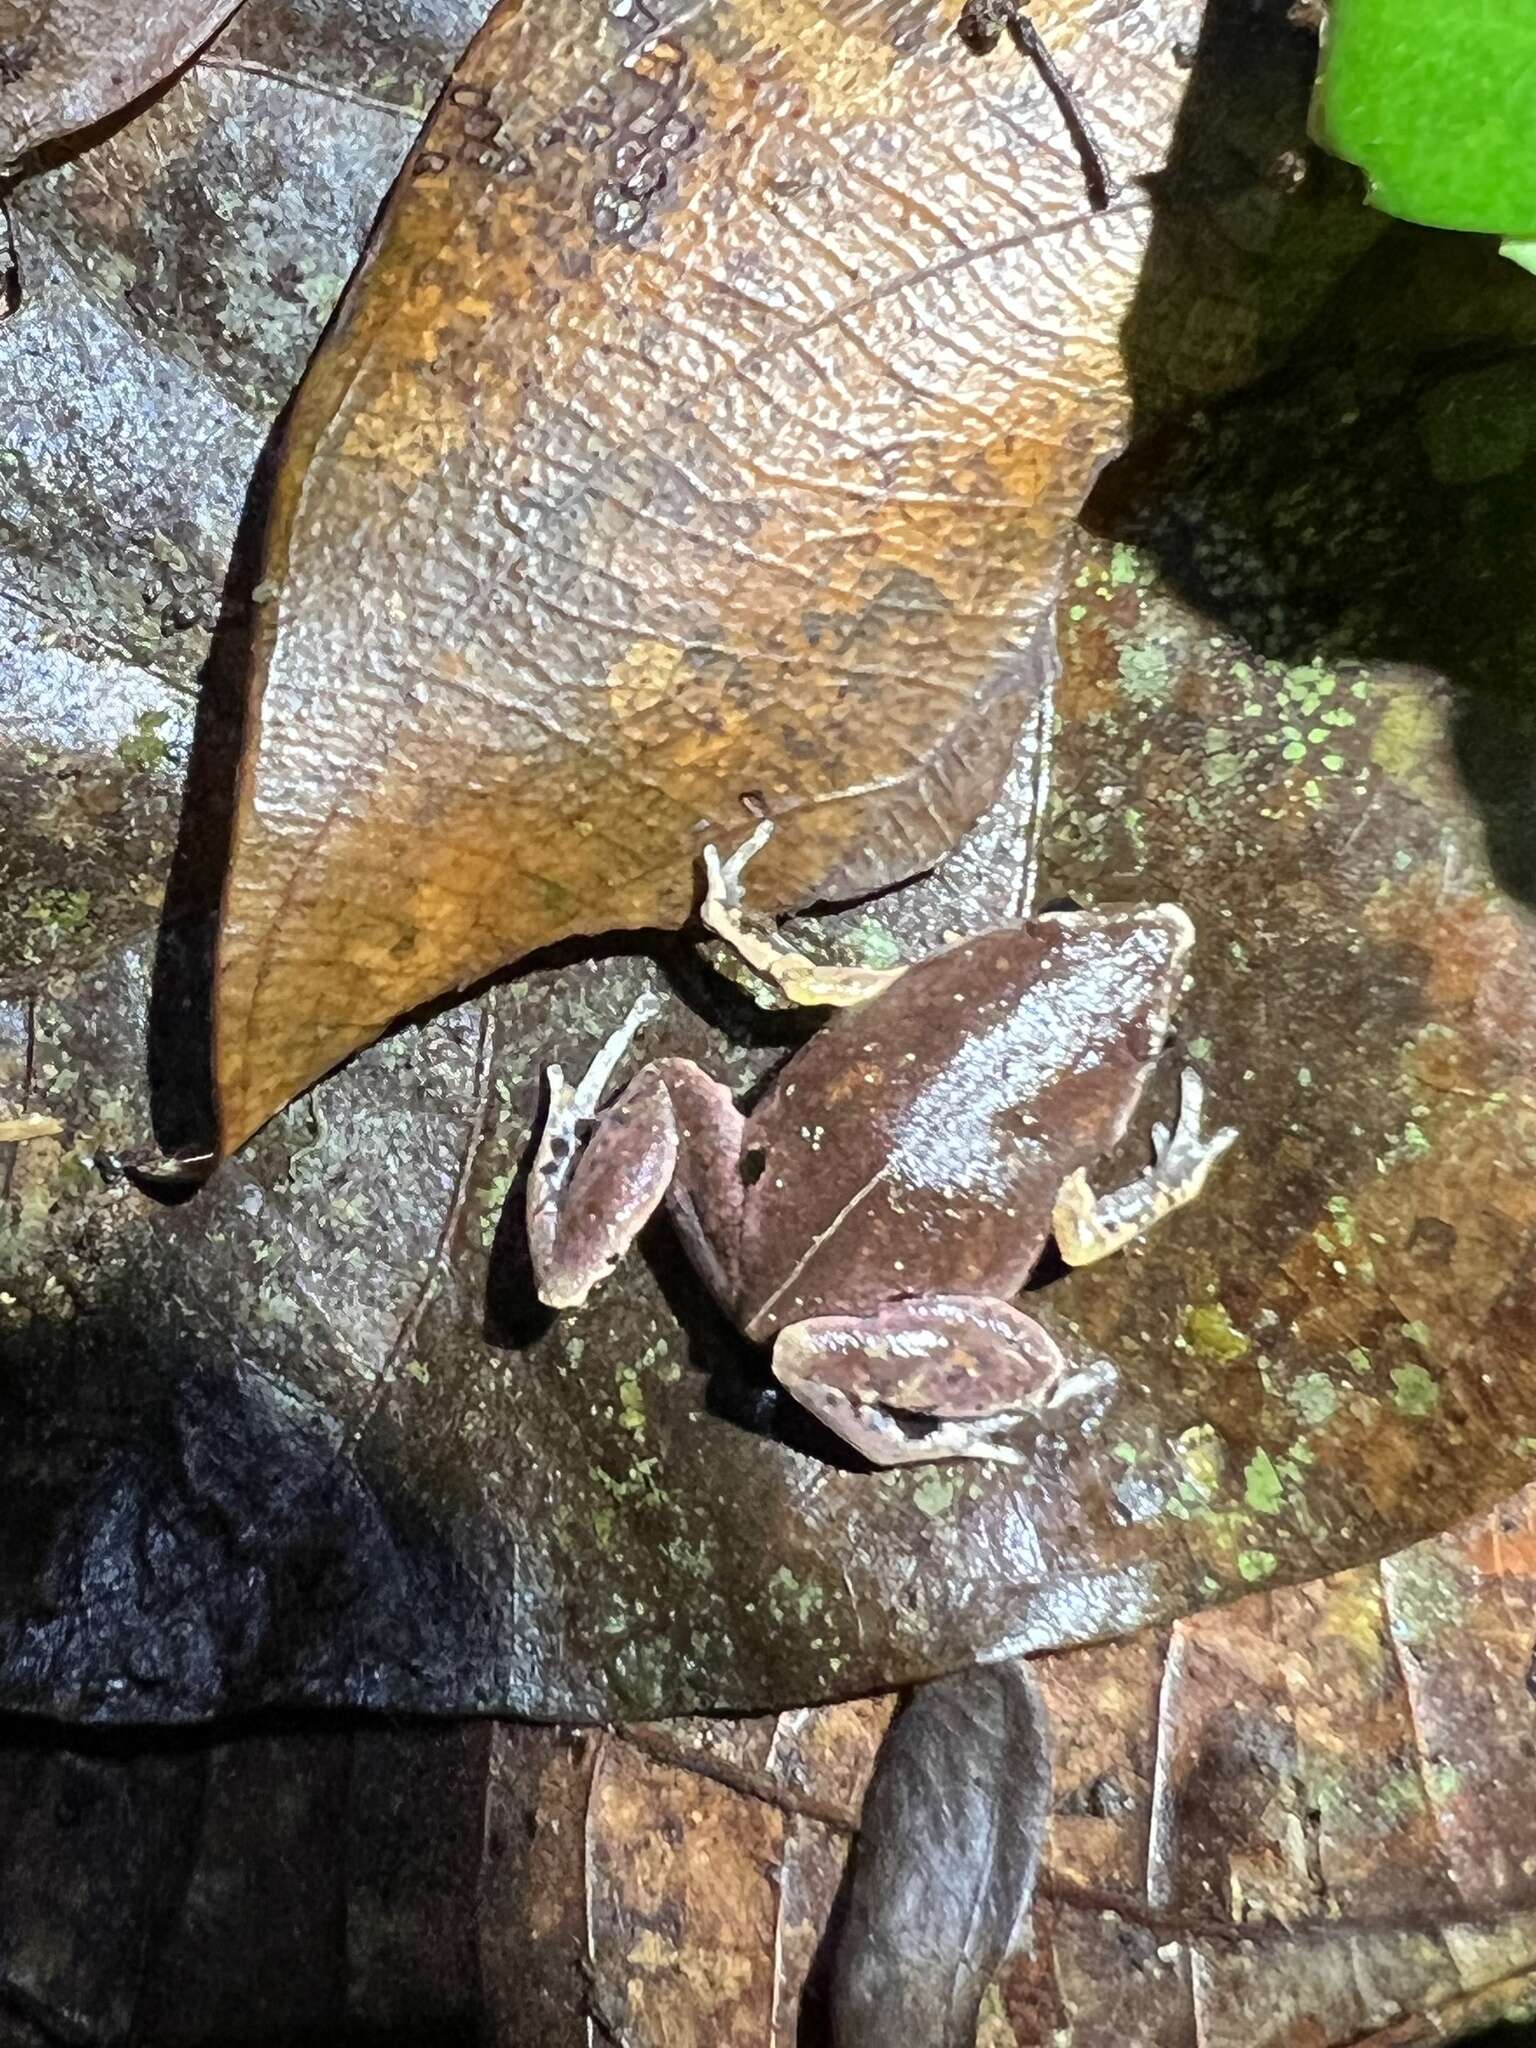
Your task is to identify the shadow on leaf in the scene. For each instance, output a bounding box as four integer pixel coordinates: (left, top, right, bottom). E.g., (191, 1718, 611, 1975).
(1094, 0, 1536, 905)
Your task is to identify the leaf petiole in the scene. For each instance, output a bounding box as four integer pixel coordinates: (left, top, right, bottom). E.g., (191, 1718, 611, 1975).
(957, 0, 1117, 212)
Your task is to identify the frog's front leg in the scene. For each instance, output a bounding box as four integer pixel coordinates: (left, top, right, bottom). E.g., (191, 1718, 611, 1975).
(1051, 1067, 1238, 1268)
(772, 1293, 1089, 1468)
(527, 995, 745, 1310)
(701, 820, 907, 1010)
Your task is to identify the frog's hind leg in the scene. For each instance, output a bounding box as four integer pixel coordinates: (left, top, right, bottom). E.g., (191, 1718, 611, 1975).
(527, 995, 748, 1311)
(1052, 1066, 1238, 1267)
(772, 1293, 1076, 1469)
(701, 820, 906, 1009)
(528, 997, 673, 1309)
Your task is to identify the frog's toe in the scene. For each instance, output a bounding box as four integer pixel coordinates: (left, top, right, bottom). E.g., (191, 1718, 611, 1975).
(565, 991, 662, 1120)
(705, 816, 775, 906)
(776, 1372, 1030, 1469)
(1157, 1067, 1237, 1175)
(1174, 1064, 1206, 1134)
(1042, 1356, 1118, 1417)
(533, 1065, 577, 1174)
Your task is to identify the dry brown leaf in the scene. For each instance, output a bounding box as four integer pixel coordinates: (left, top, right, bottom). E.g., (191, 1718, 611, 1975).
(986, 1483, 1536, 2042)
(0, 0, 245, 164)
(211, 0, 1202, 1154)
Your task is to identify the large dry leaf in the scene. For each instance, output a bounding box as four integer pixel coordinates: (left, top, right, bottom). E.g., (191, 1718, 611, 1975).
(210, 0, 1202, 1154)
(9, 1480, 1536, 2042)
(0, 0, 245, 164)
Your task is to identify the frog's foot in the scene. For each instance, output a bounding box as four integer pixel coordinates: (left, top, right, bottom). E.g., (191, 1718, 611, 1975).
(534, 992, 660, 1194)
(527, 993, 677, 1309)
(772, 1293, 1067, 1469)
(1052, 1067, 1238, 1268)
(700, 820, 907, 1010)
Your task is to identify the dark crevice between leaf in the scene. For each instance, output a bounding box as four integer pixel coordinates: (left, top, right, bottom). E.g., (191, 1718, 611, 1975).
(796, 1793, 862, 2048)
(482, 1105, 558, 1354)
(0, 190, 20, 319)
(642, 1214, 872, 1473)
(145, 403, 291, 1183)
(1092, 0, 1536, 907)
(4, 1996, 482, 2048)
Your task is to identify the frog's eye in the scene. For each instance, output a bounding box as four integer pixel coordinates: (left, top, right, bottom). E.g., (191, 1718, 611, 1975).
(741, 1147, 768, 1186)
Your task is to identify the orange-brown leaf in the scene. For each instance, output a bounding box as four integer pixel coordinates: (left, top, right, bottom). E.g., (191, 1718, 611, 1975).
(213, 0, 1201, 1152)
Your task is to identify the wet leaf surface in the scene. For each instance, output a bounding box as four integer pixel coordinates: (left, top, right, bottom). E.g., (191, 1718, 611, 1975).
(7, 1481, 1536, 2042)
(0, 0, 245, 165)
(208, 0, 1205, 1154)
(8, 0, 1536, 1726)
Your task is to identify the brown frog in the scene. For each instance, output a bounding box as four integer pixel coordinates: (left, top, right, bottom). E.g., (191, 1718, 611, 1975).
(526, 823, 1236, 1467)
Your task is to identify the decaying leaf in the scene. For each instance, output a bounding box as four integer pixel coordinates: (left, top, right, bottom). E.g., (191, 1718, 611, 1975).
(10, 1479, 1536, 2042)
(832, 1664, 1050, 2048)
(988, 1478, 1536, 2045)
(0, 0, 245, 165)
(210, 0, 1204, 1155)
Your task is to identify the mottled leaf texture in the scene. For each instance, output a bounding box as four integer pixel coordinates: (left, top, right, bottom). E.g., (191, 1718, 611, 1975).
(0, 0, 244, 163)
(833, 1664, 1050, 2048)
(12, 1481, 1536, 2040)
(212, 0, 1202, 1154)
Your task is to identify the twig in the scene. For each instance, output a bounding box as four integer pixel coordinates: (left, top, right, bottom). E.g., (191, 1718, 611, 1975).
(958, 0, 1117, 212)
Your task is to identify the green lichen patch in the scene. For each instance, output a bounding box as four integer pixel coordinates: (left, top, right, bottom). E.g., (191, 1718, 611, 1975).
(1184, 1302, 1251, 1363)
(1391, 1364, 1440, 1417)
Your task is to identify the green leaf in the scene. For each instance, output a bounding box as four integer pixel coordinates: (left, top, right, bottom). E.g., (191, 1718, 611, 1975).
(1312, 0, 1536, 237)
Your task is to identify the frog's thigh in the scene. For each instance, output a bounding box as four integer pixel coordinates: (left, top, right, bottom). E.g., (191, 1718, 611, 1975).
(529, 1065, 681, 1309)
(652, 1059, 749, 1308)
(772, 1294, 1066, 1468)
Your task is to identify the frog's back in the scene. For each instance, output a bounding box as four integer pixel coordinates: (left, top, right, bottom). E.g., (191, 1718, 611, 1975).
(736, 912, 1190, 1340)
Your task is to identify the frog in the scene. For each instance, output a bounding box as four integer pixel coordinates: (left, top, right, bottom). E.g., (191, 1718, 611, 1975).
(526, 820, 1237, 1468)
